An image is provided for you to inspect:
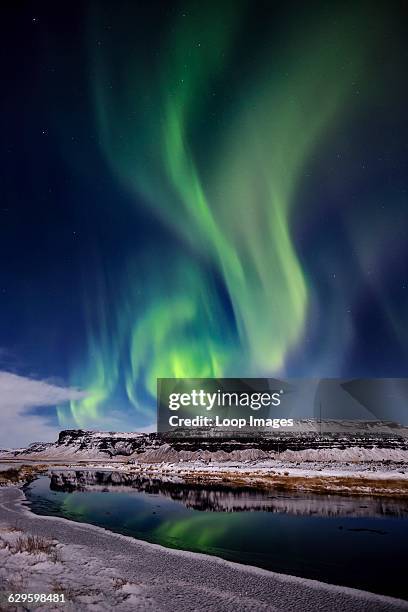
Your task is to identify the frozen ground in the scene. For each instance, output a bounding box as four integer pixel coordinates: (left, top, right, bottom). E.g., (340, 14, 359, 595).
(50, 458, 407, 497)
(3, 456, 408, 498)
(1, 455, 407, 497)
(0, 487, 407, 611)
(93, 457, 408, 478)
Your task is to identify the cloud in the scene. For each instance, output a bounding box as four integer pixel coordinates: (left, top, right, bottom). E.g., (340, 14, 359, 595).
(0, 371, 87, 449)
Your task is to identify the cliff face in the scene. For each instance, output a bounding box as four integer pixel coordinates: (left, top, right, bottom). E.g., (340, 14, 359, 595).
(1, 421, 408, 462)
(55, 430, 157, 457)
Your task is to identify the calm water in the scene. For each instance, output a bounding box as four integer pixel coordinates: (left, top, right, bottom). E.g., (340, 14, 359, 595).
(24, 471, 408, 600)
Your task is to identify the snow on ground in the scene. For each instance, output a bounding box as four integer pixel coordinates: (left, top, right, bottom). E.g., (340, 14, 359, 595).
(0, 487, 407, 612)
(279, 447, 408, 462)
(68, 457, 408, 482)
(0, 525, 151, 611)
(1, 450, 408, 497)
(49, 457, 406, 498)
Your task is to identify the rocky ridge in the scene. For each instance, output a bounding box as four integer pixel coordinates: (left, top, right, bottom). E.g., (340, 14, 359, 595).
(1, 420, 408, 463)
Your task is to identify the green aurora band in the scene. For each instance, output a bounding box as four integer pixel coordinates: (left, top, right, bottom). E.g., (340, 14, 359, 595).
(62, 4, 367, 427)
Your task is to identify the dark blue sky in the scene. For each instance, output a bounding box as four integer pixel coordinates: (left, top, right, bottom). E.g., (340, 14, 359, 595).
(0, 0, 407, 436)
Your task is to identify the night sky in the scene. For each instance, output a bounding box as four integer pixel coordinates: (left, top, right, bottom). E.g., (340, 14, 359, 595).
(1, 1, 407, 438)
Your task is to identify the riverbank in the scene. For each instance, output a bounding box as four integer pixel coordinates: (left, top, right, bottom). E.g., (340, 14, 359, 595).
(29, 459, 407, 498)
(2, 459, 408, 498)
(0, 487, 407, 611)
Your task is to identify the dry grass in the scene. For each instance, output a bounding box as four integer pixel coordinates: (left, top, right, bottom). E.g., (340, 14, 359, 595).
(180, 470, 408, 497)
(0, 464, 48, 486)
(51, 580, 77, 601)
(50, 546, 62, 563)
(14, 534, 53, 555)
(0, 468, 20, 483)
(11, 533, 62, 562)
(112, 577, 127, 591)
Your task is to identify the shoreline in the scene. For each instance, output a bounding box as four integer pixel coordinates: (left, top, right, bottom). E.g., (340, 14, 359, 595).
(114, 460, 408, 498)
(0, 486, 407, 611)
(3, 458, 407, 498)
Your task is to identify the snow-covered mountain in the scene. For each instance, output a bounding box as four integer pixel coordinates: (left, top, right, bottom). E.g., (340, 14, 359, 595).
(1, 421, 408, 462)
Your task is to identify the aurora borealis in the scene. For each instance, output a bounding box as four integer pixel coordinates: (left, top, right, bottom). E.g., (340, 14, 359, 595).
(1, 1, 407, 433)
